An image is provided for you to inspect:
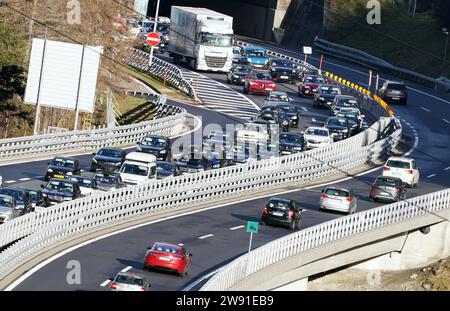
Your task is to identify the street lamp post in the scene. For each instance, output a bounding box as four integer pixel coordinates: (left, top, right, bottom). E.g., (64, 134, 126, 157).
(443, 28, 449, 62)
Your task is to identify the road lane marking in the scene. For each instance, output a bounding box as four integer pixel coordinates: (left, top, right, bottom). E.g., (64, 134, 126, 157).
(427, 174, 437, 178)
(443, 119, 450, 124)
(420, 107, 431, 112)
(34, 176, 43, 179)
(301, 107, 308, 112)
(121, 266, 132, 272)
(445, 167, 450, 171)
(312, 118, 317, 122)
(19, 178, 31, 181)
(100, 280, 111, 287)
(229, 225, 245, 231)
(5, 180, 16, 184)
(198, 234, 214, 240)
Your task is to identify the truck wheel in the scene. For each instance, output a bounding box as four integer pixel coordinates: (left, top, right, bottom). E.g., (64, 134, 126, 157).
(189, 59, 196, 70)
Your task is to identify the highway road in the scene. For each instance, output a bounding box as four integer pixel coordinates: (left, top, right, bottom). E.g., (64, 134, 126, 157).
(5, 44, 450, 291)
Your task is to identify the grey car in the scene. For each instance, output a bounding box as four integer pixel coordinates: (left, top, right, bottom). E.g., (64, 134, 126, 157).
(110, 272, 151, 291)
(319, 187, 358, 214)
(369, 176, 406, 203)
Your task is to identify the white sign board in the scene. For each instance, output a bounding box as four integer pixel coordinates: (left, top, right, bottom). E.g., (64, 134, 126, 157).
(134, 0, 149, 18)
(303, 46, 312, 55)
(24, 38, 103, 113)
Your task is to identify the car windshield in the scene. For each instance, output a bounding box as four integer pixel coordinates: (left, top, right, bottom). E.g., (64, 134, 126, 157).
(50, 158, 75, 168)
(387, 84, 406, 91)
(69, 177, 93, 188)
(267, 199, 291, 211)
(98, 149, 123, 158)
(336, 99, 358, 108)
(305, 76, 325, 83)
(95, 175, 119, 185)
(154, 244, 180, 254)
(277, 105, 296, 113)
(280, 133, 303, 144)
(247, 49, 265, 57)
(45, 181, 74, 193)
(157, 24, 169, 33)
(120, 163, 149, 176)
(305, 128, 328, 136)
(253, 72, 271, 80)
(320, 86, 340, 94)
(340, 114, 357, 124)
(141, 137, 167, 148)
(0, 196, 13, 208)
(375, 177, 398, 187)
(327, 118, 348, 126)
(233, 47, 241, 53)
(272, 60, 292, 67)
(324, 188, 350, 197)
(200, 33, 233, 47)
(115, 274, 144, 286)
(157, 162, 175, 172)
(27, 191, 39, 202)
(0, 189, 24, 201)
(386, 160, 411, 169)
(233, 66, 250, 73)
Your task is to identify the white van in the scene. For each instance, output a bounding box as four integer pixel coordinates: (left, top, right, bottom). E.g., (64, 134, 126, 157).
(382, 156, 420, 187)
(119, 152, 157, 185)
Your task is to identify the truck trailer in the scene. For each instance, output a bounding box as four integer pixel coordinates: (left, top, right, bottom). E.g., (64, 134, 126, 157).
(168, 6, 234, 73)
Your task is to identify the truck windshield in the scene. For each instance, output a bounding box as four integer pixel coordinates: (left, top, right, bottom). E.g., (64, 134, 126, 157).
(120, 163, 149, 176)
(200, 33, 232, 47)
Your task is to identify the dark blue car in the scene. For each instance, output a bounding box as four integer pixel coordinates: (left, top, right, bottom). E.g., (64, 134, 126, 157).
(137, 135, 171, 161)
(45, 157, 81, 181)
(91, 147, 126, 173)
(279, 132, 306, 155)
(41, 179, 82, 206)
(156, 161, 182, 179)
(0, 187, 32, 216)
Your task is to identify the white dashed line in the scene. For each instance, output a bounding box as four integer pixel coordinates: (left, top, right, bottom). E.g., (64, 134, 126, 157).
(445, 167, 450, 171)
(420, 107, 431, 112)
(19, 178, 31, 181)
(198, 234, 214, 240)
(34, 176, 43, 179)
(121, 266, 132, 272)
(301, 107, 308, 112)
(312, 118, 317, 122)
(100, 280, 111, 287)
(443, 119, 450, 124)
(229, 225, 245, 231)
(5, 180, 16, 184)
(427, 174, 437, 178)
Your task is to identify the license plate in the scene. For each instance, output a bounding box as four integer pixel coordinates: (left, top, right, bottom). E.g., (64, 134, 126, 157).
(380, 192, 390, 196)
(54, 174, 64, 179)
(280, 75, 289, 79)
(159, 257, 170, 261)
(272, 212, 284, 217)
(392, 96, 400, 100)
(281, 151, 291, 155)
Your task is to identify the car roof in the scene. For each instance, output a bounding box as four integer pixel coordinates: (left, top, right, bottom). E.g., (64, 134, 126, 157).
(387, 156, 414, 162)
(116, 271, 145, 279)
(306, 126, 328, 131)
(153, 242, 182, 249)
(269, 91, 288, 96)
(48, 178, 78, 184)
(324, 186, 352, 192)
(269, 197, 292, 203)
(335, 95, 356, 99)
(99, 147, 124, 151)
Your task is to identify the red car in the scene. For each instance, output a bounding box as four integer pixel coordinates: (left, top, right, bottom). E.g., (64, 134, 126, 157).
(244, 71, 276, 95)
(143, 242, 192, 277)
(298, 75, 326, 97)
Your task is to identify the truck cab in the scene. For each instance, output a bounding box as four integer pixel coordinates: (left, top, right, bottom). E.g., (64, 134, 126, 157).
(119, 152, 157, 185)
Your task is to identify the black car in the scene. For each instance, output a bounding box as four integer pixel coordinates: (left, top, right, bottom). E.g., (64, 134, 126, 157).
(313, 85, 342, 109)
(41, 179, 82, 206)
(336, 112, 362, 135)
(156, 161, 182, 179)
(24, 189, 46, 211)
(276, 111, 291, 132)
(330, 95, 359, 116)
(91, 147, 126, 173)
(226, 65, 251, 85)
(68, 175, 98, 196)
(137, 135, 171, 161)
(324, 117, 351, 141)
(0, 187, 32, 216)
(268, 58, 297, 83)
(252, 116, 280, 138)
(379, 81, 408, 105)
(276, 104, 300, 128)
(260, 198, 302, 230)
(203, 132, 234, 157)
(45, 157, 81, 181)
(279, 132, 306, 155)
(93, 173, 125, 191)
(176, 156, 224, 173)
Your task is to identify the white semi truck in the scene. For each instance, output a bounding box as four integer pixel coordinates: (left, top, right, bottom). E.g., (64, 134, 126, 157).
(168, 6, 234, 72)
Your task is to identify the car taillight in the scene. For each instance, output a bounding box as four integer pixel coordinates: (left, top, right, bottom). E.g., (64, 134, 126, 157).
(263, 207, 269, 215)
(321, 194, 329, 199)
(383, 167, 390, 171)
(141, 287, 146, 291)
(172, 256, 183, 261)
(110, 282, 117, 289)
(346, 197, 353, 202)
(288, 210, 294, 218)
(395, 187, 401, 191)
(270, 83, 276, 88)
(406, 170, 413, 174)
(372, 184, 379, 188)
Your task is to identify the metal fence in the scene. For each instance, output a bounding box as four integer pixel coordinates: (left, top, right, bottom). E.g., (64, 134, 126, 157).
(0, 113, 401, 281)
(201, 188, 450, 291)
(314, 37, 450, 92)
(0, 102, 187, 163)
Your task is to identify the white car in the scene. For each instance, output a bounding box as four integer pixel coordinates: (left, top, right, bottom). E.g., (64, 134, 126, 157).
(382, 157, 420, 187)
(303, 127, 333, 149)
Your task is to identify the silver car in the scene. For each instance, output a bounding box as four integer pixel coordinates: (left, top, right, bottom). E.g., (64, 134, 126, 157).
(319, 187, 358, 214)
(110, 272, 151, 291)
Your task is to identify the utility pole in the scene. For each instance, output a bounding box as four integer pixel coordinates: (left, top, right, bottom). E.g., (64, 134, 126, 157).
(148, 0, 161, 67)
(443, 28, 449, 62)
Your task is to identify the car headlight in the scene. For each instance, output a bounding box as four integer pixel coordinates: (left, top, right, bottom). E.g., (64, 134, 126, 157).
(282, 121, 288, 125)
(212, 164, 220, 169)
(66, 172, 73, 176)
(304, 85, 310, 89)
(63, 197, 72, 201)
(136, 146, 142, 151)
(43, 193, 48, 197)
(233, 75, 239, 78)
(92, 158, 97, 163)
(319, 97, 325, 101)
(47, 169, 53, 173)
(159, 150, 167, 154)
(293, 147, 302, 151)
(292, 116, 298, 119)
(247, 58, 252, 63)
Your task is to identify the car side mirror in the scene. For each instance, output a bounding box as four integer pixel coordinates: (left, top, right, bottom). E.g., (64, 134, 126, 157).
(146, 246, 151, 250)
(109, 277, 114, 281)
(321, 189, 324, 193)
(189, 253, 193, 257)
(40, 185, 45, 189)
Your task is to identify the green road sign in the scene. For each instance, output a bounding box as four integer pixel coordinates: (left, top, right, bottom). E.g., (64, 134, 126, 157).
(246, 221, 259, 234)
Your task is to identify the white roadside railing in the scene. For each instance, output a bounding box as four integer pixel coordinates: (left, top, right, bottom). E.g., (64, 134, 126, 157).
(0, 102, 187, 163)
(201, 188, 450, 291)
(0, 114, 401, 281)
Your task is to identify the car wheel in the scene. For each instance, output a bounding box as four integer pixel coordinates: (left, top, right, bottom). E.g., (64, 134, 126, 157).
(259, 220, 266, 226)
(289, 221, 296, 231)
(369, 196, 375, 202)
(295, 219, 300, 229)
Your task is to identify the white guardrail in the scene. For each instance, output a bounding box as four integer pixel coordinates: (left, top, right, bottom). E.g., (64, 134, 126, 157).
(201, 188, 450, 291)
(0, 98, 187, 163)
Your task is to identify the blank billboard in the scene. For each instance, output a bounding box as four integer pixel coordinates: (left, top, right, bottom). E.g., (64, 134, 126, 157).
(24, 38, 103, 113)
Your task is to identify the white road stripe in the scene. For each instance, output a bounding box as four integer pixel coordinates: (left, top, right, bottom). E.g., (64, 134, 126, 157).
(100, 280, 111, 287)
(229, 225, 245, 231)
(427, 174, 437, 178)
(19, 178, 31, 181)
(420, 107, 431, 112)
(121, 266, 132, 272)
(443, 119, 450, 124)
(5, 180, 16, 184)
(445, 167, 450, 171)
(301, 107, 308, 112)
(312, 118, 317, 122)
(198, 234, 214, 240)
(34, 176, 43, 179)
